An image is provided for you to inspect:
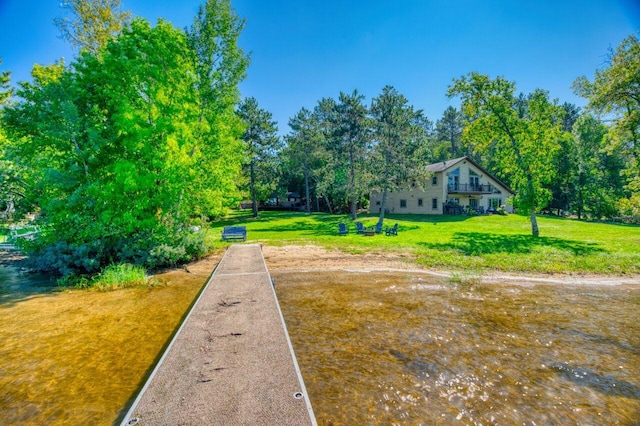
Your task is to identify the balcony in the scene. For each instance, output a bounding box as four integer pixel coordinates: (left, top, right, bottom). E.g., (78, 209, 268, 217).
(447, 183, 497, 194)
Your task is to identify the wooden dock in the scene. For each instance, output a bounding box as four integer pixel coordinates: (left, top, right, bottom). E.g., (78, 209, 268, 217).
(121, 244, 316, 425)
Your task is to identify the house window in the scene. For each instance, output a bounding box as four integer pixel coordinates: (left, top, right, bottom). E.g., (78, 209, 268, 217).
(432, 175, 437, 185)
(400, 199, 407, 208)
(375, 201, 381, 206)
(489, 198, 502, 209)
(448, 168, 460, 191)
(469, 170, 480, 191)
(432, 198, 438, 209)
(418, 198, 423, 207)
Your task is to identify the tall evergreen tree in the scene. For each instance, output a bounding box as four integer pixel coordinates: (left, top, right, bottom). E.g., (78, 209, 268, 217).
(369, 85, 430, 227)
(435, 106, 465, 159)
(237, 97, 281, 218)
(285, 107, 323, 214)
(328, 90, 370, 220)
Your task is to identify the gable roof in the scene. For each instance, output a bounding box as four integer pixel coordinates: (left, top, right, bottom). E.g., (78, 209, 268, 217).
(425, 157, 467, 173)
(426, 156, 515, 195)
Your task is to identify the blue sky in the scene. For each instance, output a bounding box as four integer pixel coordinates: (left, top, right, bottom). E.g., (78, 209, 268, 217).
(1, 0, 639, 134)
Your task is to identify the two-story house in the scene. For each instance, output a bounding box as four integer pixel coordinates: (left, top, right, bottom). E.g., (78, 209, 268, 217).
(370, 156, 515, 215)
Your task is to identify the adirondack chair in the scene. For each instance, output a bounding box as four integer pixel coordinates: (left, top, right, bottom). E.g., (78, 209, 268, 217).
(385, 223, 398, 236)
(374, 222, 383, 234)
(338, 222, 349, 235)
(356, 222, 365, 234)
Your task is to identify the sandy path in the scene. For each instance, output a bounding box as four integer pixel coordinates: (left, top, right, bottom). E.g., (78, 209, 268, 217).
(261, 244, 640, 286)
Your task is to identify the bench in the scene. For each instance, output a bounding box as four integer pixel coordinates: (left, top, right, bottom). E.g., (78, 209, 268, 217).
(222, 226, 247, 241)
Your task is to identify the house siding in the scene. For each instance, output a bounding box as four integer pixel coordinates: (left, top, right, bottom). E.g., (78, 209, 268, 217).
(370, 158, 514, 215)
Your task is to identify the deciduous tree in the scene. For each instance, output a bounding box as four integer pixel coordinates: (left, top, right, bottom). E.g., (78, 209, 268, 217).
(3, 20, 222, 275)
(55, 0, 131, 54)
(449, 72, 565, 236)
(573, 32, 640, 198)
(571, 114, 625, 219)
(187, 0, 249, 219)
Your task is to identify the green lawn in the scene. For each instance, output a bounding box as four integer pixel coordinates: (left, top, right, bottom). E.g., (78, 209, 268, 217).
(209, 211, 640, 275)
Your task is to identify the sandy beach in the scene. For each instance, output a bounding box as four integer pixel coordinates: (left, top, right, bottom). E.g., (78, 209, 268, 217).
(261, 244, 640, 286)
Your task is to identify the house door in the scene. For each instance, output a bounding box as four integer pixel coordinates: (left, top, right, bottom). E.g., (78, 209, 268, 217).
(448, 175, 459, 191)
(470, 175, 479, 191)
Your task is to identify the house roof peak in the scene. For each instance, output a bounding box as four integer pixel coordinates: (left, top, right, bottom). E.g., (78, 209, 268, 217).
(426, 156, 514, 194)
(426, 156, 468, 172)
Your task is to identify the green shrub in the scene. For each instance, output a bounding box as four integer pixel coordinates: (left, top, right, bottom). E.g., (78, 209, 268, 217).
(148, 244, 188, 268)
(25, 227, 212, 277)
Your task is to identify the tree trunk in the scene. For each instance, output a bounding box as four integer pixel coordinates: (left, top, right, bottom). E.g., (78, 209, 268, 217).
(377, 190, 387, 228)
(530, 209, 539, 237)
(250, 162, 258, 218)
(313, 176, 332, 213)
(304, 166, 311, 214)
(349, 146, 357, 220)
(325, 195, 333, 214)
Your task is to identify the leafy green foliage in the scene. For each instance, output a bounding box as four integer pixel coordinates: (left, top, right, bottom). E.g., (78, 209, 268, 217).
(3, 16, 237, 276)
(573, 32, 640, 201)
(54, 0, 131, 54)
(448, 72, 566, 236)
(0, 59, 24, 220)
(186, 0, 249, 219)
(570, 114, 626, 219)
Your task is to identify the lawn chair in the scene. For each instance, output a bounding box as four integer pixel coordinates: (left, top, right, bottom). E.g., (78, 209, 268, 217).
(385, 223, 398, 236)
(374, 222, 383, 234)
(338, 222, 349, 235)
(356, 221, 365, 234)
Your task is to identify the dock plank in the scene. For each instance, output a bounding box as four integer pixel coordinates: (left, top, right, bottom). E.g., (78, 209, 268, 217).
(122, 244, 315, 425)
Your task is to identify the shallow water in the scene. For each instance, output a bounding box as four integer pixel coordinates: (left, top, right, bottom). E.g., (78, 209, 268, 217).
(0, 259, 208, 425)
(274, 271, 640, 425)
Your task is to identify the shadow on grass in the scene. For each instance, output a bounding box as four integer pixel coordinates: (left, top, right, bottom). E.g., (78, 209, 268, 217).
(539, 214, 640, 228)
(250, 215, 348, 236)
(418, 232, 605, 256)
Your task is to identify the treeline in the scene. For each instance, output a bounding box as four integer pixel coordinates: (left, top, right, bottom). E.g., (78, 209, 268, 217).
(252, 33, 640, 233)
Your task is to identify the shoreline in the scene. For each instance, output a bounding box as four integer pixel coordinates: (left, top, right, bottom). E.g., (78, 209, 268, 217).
(3, 245, 639, 287)
(262, 244, 640, 286)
